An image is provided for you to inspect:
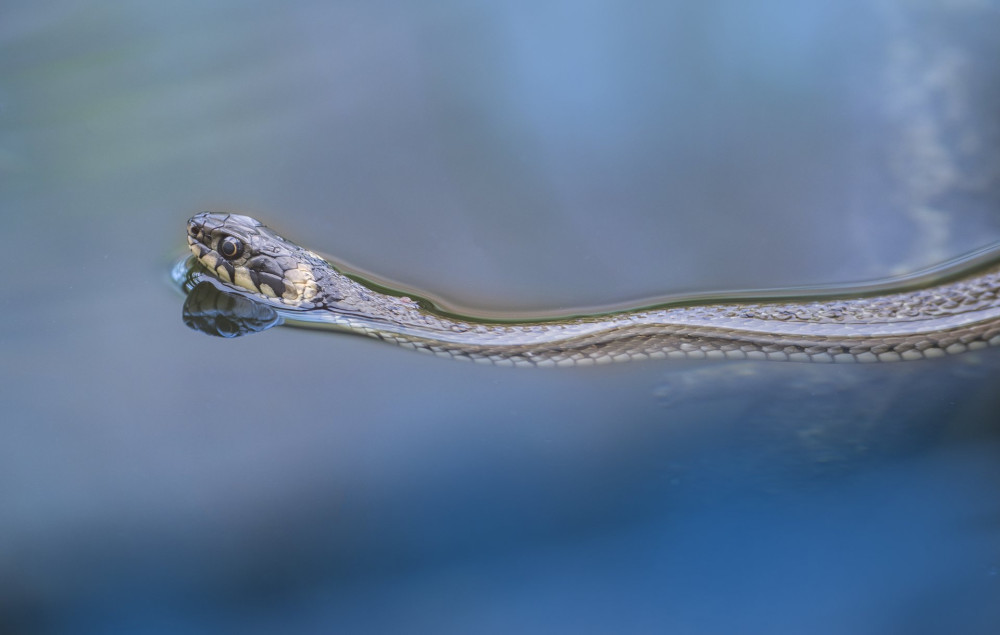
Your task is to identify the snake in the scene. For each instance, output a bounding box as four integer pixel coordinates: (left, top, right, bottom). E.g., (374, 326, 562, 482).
(184, 212, 1000, 366)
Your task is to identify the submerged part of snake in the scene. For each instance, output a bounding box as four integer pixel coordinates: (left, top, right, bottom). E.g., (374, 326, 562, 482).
(182, 212, 1000, 366)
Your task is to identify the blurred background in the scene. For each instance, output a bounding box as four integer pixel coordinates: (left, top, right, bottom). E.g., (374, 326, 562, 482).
(2, 1, 1000, 633)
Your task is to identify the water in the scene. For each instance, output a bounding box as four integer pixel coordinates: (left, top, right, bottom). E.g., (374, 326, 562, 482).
(3, 1, 1000, 633)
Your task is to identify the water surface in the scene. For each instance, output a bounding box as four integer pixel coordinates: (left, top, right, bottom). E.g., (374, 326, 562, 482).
(3, 1, 1000, 633)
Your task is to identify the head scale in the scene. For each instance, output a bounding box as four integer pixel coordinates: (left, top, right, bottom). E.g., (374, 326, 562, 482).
(186, 212, 319, 306)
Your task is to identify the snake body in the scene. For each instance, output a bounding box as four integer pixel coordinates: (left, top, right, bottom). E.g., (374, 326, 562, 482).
(185, 213, 1000, 365)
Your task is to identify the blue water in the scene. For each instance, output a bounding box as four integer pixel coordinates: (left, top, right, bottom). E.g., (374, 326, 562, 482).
(3, 1, 1000, 633)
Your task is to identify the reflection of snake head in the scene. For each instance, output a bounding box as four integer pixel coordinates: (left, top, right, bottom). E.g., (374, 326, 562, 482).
(187, 212, 322, 306)
(183, 280, 281, 337)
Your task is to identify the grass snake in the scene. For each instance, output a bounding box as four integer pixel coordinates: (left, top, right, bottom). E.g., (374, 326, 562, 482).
(183, 212, 1000, 366)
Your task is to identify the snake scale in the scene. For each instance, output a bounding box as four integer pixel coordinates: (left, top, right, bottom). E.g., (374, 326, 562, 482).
(184, 212, 1000, 365)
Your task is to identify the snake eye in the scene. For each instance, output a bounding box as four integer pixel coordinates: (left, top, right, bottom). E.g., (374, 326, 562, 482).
(219, 236, 244, 260)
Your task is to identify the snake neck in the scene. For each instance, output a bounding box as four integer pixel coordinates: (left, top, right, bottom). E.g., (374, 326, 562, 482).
(311, 263, 470, 330)
(308, 261, 593, 347)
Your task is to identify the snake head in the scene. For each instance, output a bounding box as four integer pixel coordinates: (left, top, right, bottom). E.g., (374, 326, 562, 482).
(186, 212, 320, 306)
